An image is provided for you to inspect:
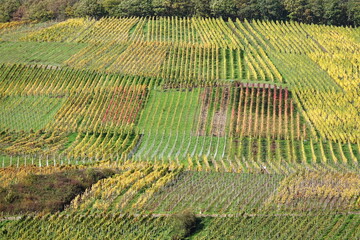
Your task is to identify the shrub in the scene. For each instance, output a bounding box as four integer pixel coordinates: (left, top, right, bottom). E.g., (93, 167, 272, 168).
(171, 210, 197, 240)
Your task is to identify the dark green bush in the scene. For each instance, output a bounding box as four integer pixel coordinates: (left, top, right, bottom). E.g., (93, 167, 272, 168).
(171, 210, 197, 240)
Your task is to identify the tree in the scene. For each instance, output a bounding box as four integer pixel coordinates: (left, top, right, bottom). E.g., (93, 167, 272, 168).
(153, 0, 195, 17)
(102, 0, 153, 17)
(307, 0, 325, 24)
(26, 1, 55, 21)
(101, 0, 120, 15)
(210, 0, 237, 18)
(283, 0, 309, 22)
(170, 210, 198, 240)
(74, 0, 105, 18)
(347, 0, 360, 26)
(192, 0, 211, 17)
(235, 0, 261, 20)
(0, 0, 357, 26)
(47, 0, 78, 20)
(323, 0, 347, 25)
(0, 0, 20, 22)
(18, 0, 77, 21)
(257, 0, 286, 20)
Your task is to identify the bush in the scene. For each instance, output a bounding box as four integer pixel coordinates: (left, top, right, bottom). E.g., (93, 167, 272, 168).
(171, 210, 197, 240)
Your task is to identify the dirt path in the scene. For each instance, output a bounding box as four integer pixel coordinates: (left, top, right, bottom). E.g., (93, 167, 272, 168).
(2, 211, 360, 222)
(0, 216, 22, 222)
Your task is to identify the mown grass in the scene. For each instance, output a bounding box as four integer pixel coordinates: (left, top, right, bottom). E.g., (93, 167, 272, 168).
(0, 41, 87, 66)
(0, 95, 65, 131)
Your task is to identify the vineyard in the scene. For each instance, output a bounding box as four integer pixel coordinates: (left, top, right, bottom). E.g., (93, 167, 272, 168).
(0, 17, 359, 239)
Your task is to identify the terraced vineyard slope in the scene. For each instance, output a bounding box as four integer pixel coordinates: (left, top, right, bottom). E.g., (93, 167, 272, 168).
(0, 18, 359, 239)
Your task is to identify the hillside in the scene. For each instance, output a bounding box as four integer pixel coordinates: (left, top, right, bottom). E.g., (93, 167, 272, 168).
(0, 18, 359, 239)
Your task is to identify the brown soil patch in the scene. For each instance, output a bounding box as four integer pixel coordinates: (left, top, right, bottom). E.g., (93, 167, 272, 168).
(196, 87, 230, 137)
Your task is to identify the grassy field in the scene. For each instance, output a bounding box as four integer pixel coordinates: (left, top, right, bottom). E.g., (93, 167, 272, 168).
(0, 41, 86, 66)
